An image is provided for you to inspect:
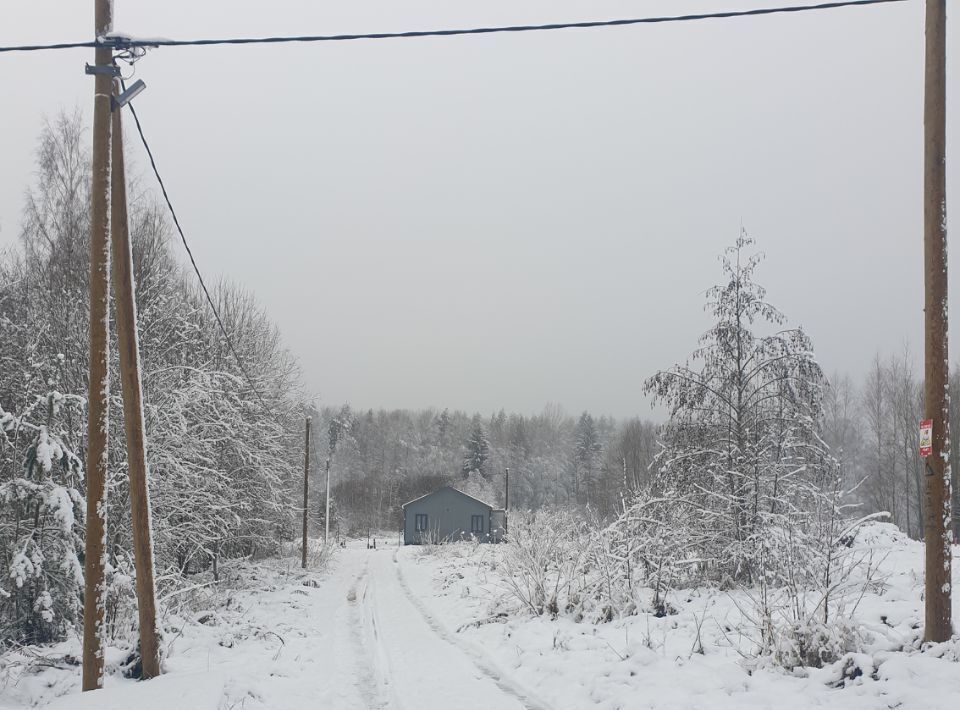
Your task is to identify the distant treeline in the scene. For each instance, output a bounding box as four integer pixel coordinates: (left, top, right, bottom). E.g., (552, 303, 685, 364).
(310, 404, 659, 536)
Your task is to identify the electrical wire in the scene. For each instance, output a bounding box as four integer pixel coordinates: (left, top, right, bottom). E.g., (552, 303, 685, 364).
(0, 40, 97, 53)
(121, 85, 276, 419)
(0, 0, 910, 54)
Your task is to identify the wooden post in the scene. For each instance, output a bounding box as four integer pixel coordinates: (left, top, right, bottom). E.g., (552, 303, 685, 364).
(110, 100, 162, 678)
(504, 467, 509, 534)
(82, 0, 113, 691)
(301, 416, 311, 568)
(922, 0, 952, 644)
(324, 458, 332, 545)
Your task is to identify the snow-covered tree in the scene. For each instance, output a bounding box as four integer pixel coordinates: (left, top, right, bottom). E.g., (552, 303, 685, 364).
(0, 388, 85, 646)
(436, 408, 451, 449)
(572, 412, 602, 505)
(644, 233, 831, 582)
(460, 469, 500, 506)
(462, 416, 490, 477)
(1, 114, 308, 646)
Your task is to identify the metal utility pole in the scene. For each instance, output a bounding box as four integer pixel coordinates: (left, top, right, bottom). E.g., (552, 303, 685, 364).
(82, 0, 113, 692)
(302, 416, 311, 568)
(324, 457, 332, 545)
(110, 99, 161, 679)
(922, 0, 952, 644)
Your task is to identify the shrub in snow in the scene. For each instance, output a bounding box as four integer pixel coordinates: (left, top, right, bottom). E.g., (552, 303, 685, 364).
(104, 554, 138, 641)
(605, 493, 704, 617)
(0, 390, 85, 647)
(764, 613, 867, 669)
(499, 510, 591, 618)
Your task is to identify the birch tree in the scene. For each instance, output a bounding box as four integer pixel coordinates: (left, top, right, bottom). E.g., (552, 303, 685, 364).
(644, 233, 830, 581)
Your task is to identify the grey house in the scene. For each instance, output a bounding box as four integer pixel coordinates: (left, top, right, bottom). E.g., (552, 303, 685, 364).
(401, 486, 505, 545)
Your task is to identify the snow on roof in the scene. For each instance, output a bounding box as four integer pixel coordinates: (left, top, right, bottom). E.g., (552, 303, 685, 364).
(401, 485, 495, 509)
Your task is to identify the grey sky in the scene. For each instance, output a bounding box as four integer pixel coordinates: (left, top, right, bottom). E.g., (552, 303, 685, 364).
(1, 1, 958, 419)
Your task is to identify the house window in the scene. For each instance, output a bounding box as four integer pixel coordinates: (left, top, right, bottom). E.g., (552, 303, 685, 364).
(415, 514, 428, 531)
(471, 515, 484, 533)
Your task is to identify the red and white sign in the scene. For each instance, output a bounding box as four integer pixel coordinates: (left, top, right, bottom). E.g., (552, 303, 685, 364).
(919, 419, 933, 457)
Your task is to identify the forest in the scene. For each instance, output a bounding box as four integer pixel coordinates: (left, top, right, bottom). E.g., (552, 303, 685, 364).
(316, 342, 960, 544)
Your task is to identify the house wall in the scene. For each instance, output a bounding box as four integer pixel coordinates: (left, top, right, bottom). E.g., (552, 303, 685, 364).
(403, 487, 492, 545)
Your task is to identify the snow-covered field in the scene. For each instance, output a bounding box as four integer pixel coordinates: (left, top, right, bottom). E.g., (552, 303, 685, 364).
(1, 525, 958, 710)
(401, 524, 960, 709)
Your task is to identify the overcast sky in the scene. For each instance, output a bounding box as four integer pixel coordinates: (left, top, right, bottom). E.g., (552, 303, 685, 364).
(1, 1, 958, 419)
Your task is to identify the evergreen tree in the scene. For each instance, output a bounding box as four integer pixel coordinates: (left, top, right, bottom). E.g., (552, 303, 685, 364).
(0, 388, 85, 646)
(462, 416, 490, 477)
(436, 408, 451, 448)
(573, 412, 602, 505)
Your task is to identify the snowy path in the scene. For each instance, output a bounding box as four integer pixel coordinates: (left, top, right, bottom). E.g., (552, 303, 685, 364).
(219, 542, 535, 710)
(201, 544, 376, 710)
(37, 541, 543, 710)
(348, 546, 537, 710)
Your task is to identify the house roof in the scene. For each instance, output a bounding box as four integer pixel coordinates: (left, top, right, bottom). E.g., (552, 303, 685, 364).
(401, 485, 495, 510)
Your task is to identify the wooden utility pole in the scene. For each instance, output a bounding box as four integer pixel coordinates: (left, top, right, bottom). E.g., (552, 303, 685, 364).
(82, 0, 113, 692)
(324, 457, 332, 545)
(504, 467, 510, 511)
(302, 416, 311, 568)
(504, 467, 509, 534)
(110, 99, 162, 678)
(922, 0, 952, 644)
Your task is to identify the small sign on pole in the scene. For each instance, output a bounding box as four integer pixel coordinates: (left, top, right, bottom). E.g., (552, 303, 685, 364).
(919, 418, 933, 457)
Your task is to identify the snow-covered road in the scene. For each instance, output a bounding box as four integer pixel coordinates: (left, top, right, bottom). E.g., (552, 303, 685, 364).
(348, 547, 535, 710)
(38, 541, 542, 710)
(231, 541, 545, 710)
(23, 531, 960, 710)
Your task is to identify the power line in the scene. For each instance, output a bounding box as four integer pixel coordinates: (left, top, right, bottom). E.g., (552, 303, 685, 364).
(0, 40, 99, 53)
(121, 86, 276, 418)
(0, 0, 910, 54)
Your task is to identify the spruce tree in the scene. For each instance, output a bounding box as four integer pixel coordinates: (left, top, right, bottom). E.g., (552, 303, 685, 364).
(573, 412, 602, 504)
(462, 416, 490, 477)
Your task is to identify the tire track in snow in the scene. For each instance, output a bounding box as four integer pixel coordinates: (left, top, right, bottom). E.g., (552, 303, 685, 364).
(348, 558, 399, 710)
(391, 554, 555, 710)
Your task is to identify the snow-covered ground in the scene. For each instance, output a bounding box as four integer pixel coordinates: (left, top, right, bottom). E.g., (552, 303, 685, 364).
(400, 524, 960, 710)
(1, 525, 958, 710)
(0, 540, 542, 710)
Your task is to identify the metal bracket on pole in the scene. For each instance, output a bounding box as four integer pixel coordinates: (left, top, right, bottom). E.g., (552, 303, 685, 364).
(85, 63, 120, 76)
(111, 79, 146, 112)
